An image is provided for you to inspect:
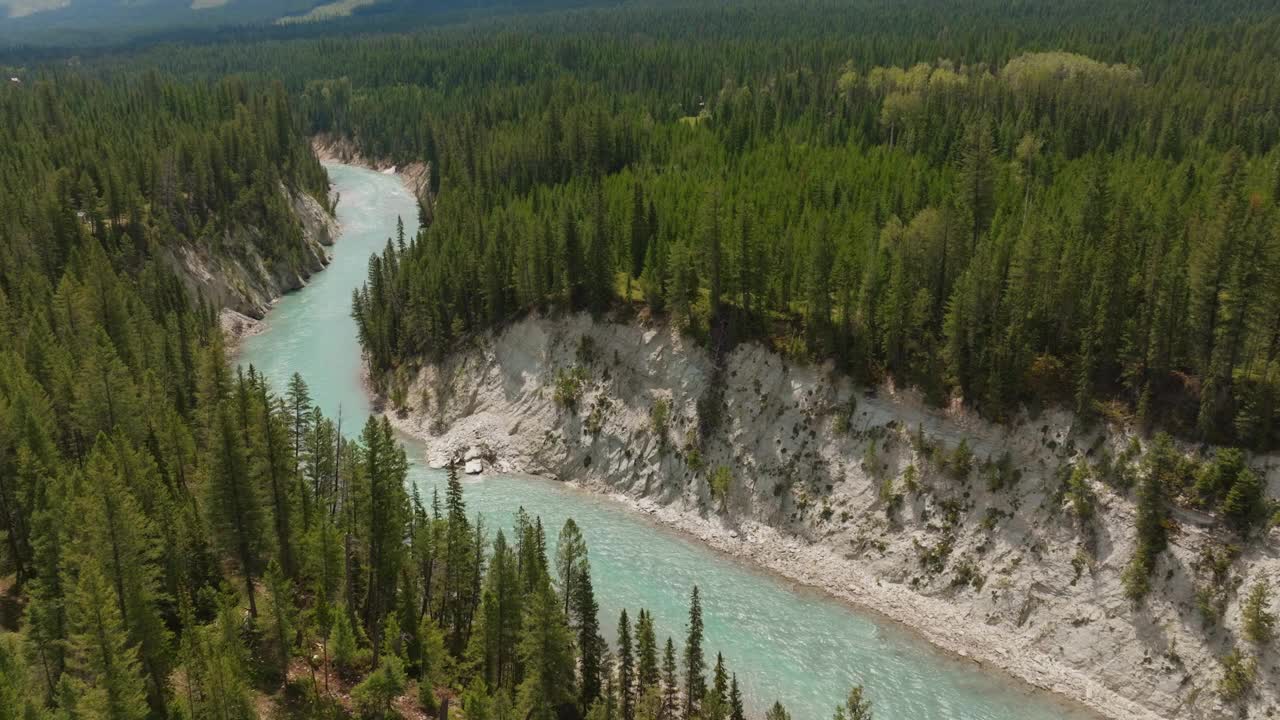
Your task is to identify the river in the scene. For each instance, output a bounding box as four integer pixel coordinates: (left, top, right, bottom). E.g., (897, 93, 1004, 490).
(241, 163, 1097, 720)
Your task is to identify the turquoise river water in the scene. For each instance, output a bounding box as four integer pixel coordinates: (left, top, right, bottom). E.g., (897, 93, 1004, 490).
(241, 163, 1095, 720)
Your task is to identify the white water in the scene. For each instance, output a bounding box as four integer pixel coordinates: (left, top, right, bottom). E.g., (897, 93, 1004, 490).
(241, 163, 1097, 720)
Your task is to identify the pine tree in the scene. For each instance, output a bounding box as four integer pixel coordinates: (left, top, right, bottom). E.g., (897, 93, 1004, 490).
(956, 117, 996, 249)
(70, 442, 172, 711)
(206, 400, 268, 617)
(1220, 469, 1265, 532)
(0, 634, 43, 720)
(703, 653, 729, 720)
(1243, 581, 1275, 645)
(618, 610, 636, 720)
(575, 560, 603, 710)
(660, 637, 678, 720)
(636, 608, 659, 692)
(331, 606, 359, 676)
(443, 457, 473, 653)
(556, 519, 588, 616)
(418, 615, 451, 711)
(194, 590, 258, 720)
(728, 674, 746, 720)
(255, 378, 298, 578)
(833, 685, 873, 720)
(63, 561, 149, 720)
(353, 651, 408, 720)
(286, 373, 313, 474)
(363, 416, 409, 655)
(765, 701, 792, 720)
(683, 586, 705, 719)
(517, 581, 576, 720)
(264, 559, 295, 683)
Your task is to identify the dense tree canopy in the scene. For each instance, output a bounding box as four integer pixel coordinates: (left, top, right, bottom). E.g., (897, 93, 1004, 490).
(253, 0, 1280, 449)
(2, 0, 1279, 718)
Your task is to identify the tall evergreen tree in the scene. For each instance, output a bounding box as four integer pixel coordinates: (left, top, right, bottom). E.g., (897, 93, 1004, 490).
(63, 561, 149, 720)
(683, 586, 706, 719)
(661, 637, 679, 720)
(618, 610, 636, 720)
(517, 581, 577, 720)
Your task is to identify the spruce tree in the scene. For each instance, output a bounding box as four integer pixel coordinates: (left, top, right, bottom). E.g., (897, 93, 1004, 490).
(206, 401, 268, 617)
(1243, 581, 1275, 645)
(443, 457, 473, 653)
(728, 674, 746, 720)
(683, 586, 706, 719)
(765, 701, 792, 720)
(264, 559, 295, 683)
(556, 518, 588, 616)
(353, 651, 408, 719)
(660, 637, 679, 720)
(834, 685, 873, 720)
(618, 610, 636, 720)
(636, 609, 659, 692)
(64, 561, 149, 720)
(575, 560, 603, 710)
(517, 581, 576, 720)
(703, 653, 729, 720)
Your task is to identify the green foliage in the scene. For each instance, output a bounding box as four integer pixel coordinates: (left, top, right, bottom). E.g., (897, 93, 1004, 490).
(1125, 440, 1172, 599)
(833, 685, 873, 720)
(915, 535, 954, 576)
(553, 366, 589, 412)
(64, 562, 150, 720)
(766, 700, 793, 720)
(650, 398, 672, 453)
(1122, 555, 1152, 602)
(981, 451, 1019, 492)
(463, 678, 496, 720)
(517, 582, 576, 720)
(264, 559, 296, 682)
(353, 652, 408, 719)
(947, 440, 974, 482)
(1219, 469, 1266, 533)
(1242, 582, 1275, 645)
(1193, 448, 1246, 507)
(331, 609, 361, 676)
(6, 2, 1280, 718)
(709, 466, 733, 507)
(0, 633, 43, 720)
(902, 464, 920, 494)
(1065, 463, 1096, 525)
(950, 557, 985, 592)
(183, 586, 257, 717)
(684, 587, 708, 719)
(1217, 647, 1256, 702)
(1070, 550, 1089, 584)
(417, 616, 450, 705)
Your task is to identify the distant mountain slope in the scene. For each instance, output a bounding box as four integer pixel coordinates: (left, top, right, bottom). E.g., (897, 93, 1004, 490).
(0, 0, 347, 43)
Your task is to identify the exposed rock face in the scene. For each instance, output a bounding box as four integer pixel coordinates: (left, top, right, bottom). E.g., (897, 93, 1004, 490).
(166, 187, 338, 320)
(383, 312, 1280, 720)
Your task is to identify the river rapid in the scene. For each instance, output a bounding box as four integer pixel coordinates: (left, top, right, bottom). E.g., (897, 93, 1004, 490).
(240, 163, 1098, 720)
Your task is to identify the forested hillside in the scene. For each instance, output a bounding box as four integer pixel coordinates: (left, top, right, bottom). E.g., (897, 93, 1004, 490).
(272, 0, 1280, 451)
(0, 55, 840, 720)
(2, 0, 1279, 719)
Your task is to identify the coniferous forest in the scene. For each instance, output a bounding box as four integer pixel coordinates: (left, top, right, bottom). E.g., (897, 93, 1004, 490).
(0, 70, 777, 717)
(1, 0, 1279, 719)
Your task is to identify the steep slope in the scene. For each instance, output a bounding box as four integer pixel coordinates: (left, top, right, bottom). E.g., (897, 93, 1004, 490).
(176, 182, 333, 305)
(381, 312, 1280, 720)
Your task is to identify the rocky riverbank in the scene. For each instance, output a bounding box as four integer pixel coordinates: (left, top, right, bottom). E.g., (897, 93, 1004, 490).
(311, 134, 432, 221)
(170, 184, 338, 331)
(379, 312, 1280, 720)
